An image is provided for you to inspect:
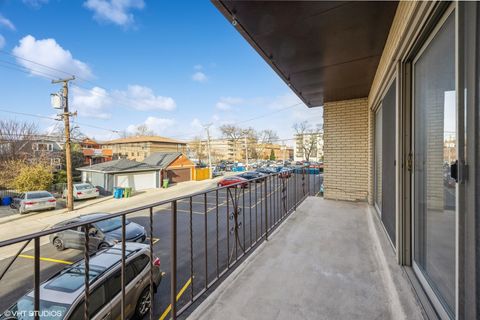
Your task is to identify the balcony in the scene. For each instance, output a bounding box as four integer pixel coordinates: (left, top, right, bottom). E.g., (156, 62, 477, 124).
(187, 197, 424, 320)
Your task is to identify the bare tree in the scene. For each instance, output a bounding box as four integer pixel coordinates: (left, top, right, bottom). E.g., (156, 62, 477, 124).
(293, 121, 321, 162)
(188, 136, 207, 162)
(135, 124, 155, 136)
(219, 124, 244, 161)
(253, 129, 279, 160)
(0, 119, 39, 161)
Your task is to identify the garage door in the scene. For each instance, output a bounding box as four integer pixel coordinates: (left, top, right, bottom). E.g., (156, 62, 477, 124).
(115, 171, 156, 191)
(167, 168, 190, 183)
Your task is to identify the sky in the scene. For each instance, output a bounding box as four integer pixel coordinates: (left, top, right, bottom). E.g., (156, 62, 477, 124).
(0, 0, 323, 145)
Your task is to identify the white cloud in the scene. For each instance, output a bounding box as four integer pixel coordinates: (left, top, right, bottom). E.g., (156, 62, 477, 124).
(84, 0, 145, 27)
(194, 64, 203, 70)
(266, 92, 303, 110)
(113, 85, 176, 111)
(0, 35, 5, 49)
(215, 97, 243, 111)
(190, 118, 203, 131)
(127, 116, 176, 135)
(71, 86, 112, 119)
(12, 35, 93, 79)
(192, 71, 207, 83)
(0, 15, 15, 30)
(22, 0, 49, 8)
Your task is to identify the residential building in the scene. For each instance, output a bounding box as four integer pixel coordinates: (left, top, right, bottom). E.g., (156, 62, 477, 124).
(102, 136, 187, 161)
(294, 132, 324, 162)
(80, 138, 112, 165)
(254, 143, 294, 161)
(17, 138, 64, 171)
(143, 152, 195, 184)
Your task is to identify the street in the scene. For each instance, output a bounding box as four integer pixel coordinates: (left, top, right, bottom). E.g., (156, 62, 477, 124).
(0, 173, 323, 319)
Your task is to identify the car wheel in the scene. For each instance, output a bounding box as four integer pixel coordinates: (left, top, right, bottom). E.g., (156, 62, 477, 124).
(98, 242, 110, 250)
(53, 237, 65, 251)
(135, 287, 152, 318)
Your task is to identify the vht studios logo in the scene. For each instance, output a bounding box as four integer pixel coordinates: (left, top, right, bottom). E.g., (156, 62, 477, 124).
(3, 310, 63, 319)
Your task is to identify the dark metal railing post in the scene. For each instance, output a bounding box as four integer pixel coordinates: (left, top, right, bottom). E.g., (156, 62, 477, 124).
(216, 191, 219, 279)
(149, 207, 154, 320)
(226, 190, 230, 268)
(84, 224, 90, 320)
(204, 193, 208, 289)
(34, 237, 40, 320)
(264, 176, 269, 240)
(293, 169, 298, 211)
(189, 197, 194, 301)
(171, 200, 178, 320)
(121, 215, 126, 320)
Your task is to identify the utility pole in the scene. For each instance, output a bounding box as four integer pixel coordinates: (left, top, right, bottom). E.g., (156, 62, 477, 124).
(204, 124, 213, 179)
(52, 76, 75, 211)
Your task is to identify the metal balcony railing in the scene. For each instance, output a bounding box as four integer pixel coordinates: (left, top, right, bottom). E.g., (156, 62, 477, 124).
(0, 168, 321, 320)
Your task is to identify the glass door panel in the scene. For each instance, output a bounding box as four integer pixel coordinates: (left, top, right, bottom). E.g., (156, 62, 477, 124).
(413, 10, 456, 316)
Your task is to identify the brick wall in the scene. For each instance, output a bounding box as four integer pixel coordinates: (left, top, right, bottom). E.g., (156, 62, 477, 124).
(323, 98, 369, 201)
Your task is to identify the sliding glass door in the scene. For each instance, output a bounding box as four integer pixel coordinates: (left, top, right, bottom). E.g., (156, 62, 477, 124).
(412, 8, 456, 318)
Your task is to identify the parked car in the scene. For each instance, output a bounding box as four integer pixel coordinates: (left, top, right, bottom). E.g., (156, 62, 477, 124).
(279, 168, 292, 178)
(1, 242, 163, 320)
(256, 167, 277, 175)
(217, 176, 248, 188)
(63, 183, 100, 200)
(237, 171, 267, 182)
(49, 213, 147, 251)
(11, 191, 56, 214)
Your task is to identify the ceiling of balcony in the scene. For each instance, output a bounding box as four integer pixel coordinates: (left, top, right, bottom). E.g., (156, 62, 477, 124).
(213, 1, 398, 107)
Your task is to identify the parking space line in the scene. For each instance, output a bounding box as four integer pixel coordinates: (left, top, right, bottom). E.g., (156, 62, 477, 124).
(159, 276, 193, 320)
(147, 237, 160, 245)
(18, 254, 72, 265)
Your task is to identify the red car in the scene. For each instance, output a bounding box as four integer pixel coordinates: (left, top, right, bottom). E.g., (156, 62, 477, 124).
(217, 176, 249, 188)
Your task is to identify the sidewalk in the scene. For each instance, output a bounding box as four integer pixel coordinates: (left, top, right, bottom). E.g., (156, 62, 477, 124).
(0, 176, 225, 258)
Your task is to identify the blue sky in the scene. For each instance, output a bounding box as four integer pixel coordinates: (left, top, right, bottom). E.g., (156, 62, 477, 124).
(0, 0, 323, 144)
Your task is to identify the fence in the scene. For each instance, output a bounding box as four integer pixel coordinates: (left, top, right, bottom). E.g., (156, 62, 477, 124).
(0, 168, 322, 320)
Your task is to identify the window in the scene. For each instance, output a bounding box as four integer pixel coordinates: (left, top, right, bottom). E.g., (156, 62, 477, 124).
(70, 282, 107, 319)
(413, 9, 456, 316)
(32, 143, 53, 151)
(132, 254, 149, 273)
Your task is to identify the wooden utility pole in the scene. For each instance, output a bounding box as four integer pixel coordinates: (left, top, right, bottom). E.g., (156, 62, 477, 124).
(52, 76, 75, 211)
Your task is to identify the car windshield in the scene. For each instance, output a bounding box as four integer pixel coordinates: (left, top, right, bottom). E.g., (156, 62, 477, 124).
(6, 296, 70, 319)
(27, 192, 52, 199)
(94, 216, 130, 233)
(75, 184, 93, 190)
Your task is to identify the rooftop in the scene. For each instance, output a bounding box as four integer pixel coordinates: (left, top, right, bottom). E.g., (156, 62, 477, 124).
(77, 158, 159, 173)
(102, 135, 186, 145)
(143, 152, 183, 168)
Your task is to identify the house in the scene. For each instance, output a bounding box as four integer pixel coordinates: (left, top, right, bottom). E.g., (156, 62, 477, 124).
(78, 159, 160, 194)
(80, 138, 113, 165)
(102, 136, 187, 161)
(143, 152, 195, 184)
(18, 138, 64, 171)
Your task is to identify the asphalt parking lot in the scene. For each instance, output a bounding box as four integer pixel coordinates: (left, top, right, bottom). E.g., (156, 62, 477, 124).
(0, 173, 322, 319)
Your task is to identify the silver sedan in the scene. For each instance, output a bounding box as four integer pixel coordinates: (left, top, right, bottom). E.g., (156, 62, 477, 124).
(12, 191, 57, 214)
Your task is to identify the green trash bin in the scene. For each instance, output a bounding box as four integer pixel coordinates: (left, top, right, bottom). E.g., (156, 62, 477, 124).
(124, 187, 132, 198)
(162, 179, 169, 188)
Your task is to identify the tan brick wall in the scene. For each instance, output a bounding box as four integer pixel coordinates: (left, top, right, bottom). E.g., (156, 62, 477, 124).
(323, 98, 369, 201)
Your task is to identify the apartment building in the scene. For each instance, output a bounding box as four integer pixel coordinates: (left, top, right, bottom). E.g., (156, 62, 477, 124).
(294, 132, 324, 162)
(102, 136, 187, 162)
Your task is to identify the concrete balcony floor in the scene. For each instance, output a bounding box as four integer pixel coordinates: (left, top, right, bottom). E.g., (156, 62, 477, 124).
(187, 197, 425, 320)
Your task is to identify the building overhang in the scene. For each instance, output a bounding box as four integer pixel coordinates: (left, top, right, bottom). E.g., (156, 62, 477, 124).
(212, 1, 398, 107)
